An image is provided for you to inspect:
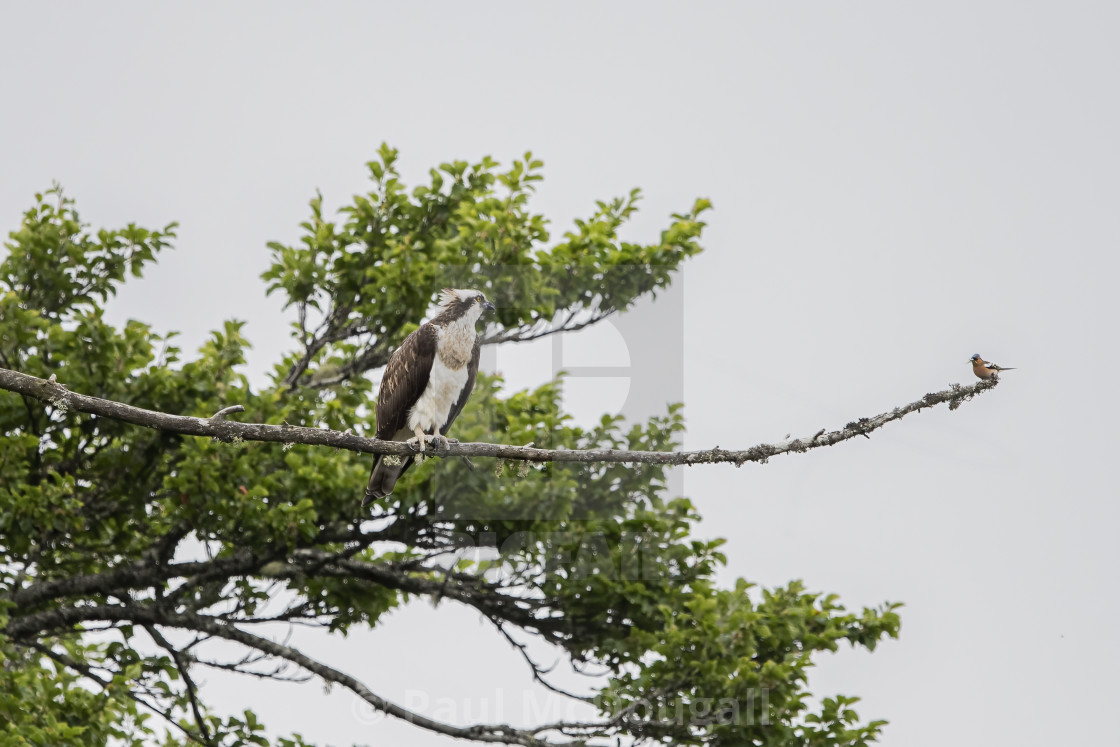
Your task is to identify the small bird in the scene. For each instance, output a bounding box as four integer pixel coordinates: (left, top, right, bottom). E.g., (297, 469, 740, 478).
(970, 353, 1015, 380)
(363, 289, 495, 505)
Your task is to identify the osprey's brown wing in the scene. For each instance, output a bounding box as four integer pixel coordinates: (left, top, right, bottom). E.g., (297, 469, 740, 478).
(374, 324, 437, 440)
(440, 336, 482, 434)
(364, 325, 437, 504)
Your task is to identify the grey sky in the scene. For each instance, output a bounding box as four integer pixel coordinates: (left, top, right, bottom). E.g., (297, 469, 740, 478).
(3, 2, 1118, 745)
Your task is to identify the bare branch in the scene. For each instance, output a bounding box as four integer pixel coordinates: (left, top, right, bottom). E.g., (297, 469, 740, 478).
(9, 551, 260, 610)
(281, 307, 380, 389)
(0, 366, 1001, 467)
(264, 550, 570, 643)
(27, 641, 211, 745)
(196, 655, 314, 683)
(142, 625, 216, 746)
(208, 405, 245, 421)
(482, 308, 615, 346)
(492, 622, 594, 703)
(9, 605, 588, 747)
(296, 339, 394, 389)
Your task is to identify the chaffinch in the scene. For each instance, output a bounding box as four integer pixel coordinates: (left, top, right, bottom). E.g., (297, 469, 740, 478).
(970, 354, 1015, 380)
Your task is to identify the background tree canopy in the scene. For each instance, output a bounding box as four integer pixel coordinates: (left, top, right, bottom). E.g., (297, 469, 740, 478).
(0, 149, 900, 746)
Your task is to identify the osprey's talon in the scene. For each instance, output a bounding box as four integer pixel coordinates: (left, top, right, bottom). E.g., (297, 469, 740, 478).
(433, 435, 459, 449)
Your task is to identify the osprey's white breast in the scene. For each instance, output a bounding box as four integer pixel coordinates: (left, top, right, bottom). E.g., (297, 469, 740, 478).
(407, 315, 477, 433)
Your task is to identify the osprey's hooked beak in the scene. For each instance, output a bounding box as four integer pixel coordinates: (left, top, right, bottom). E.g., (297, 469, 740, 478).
(482, 300, 496, 312)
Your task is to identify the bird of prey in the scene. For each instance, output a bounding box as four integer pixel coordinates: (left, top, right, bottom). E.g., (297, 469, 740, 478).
(970, 353, 1015, 380)
(363, 289, 495, 505)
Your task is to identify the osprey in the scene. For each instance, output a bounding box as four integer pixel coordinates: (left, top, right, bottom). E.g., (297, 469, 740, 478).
(363, 288, 495, 505)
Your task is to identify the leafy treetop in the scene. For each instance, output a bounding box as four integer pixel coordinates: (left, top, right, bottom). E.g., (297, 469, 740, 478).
(0, 154, 898, 747)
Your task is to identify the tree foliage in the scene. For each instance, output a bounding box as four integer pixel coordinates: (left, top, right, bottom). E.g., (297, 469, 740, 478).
(0, 152, 899, 746)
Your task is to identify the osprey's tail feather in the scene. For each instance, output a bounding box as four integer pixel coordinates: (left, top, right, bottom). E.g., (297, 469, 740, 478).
(362, 454, 414, 506)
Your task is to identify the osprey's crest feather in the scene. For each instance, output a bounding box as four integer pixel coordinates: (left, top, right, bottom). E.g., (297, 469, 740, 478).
(437, 287, 484, 311)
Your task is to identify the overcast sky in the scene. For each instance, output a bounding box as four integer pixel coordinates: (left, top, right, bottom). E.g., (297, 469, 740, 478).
(3, 2, 1119, 746)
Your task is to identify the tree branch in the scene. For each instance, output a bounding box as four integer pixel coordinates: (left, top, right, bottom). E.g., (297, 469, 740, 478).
(491, 621, 594, 703)
(0, 366, 1000, 466)
(481, 308, 615, 346)
(142, 624, 216, 746)
(6, 520, 424, 618)
(27, 641, 212, 745)
(9, 551, 260, 610)
(296, 339, 395, 389)
(8, 605, 587, 747)
(264, 549, 571, 643)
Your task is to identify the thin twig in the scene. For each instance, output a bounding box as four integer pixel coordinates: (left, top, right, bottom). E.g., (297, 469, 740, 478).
(142, 625, 216, 746)
(26, 641, 210, 745)
(493, 622, 593, 703)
